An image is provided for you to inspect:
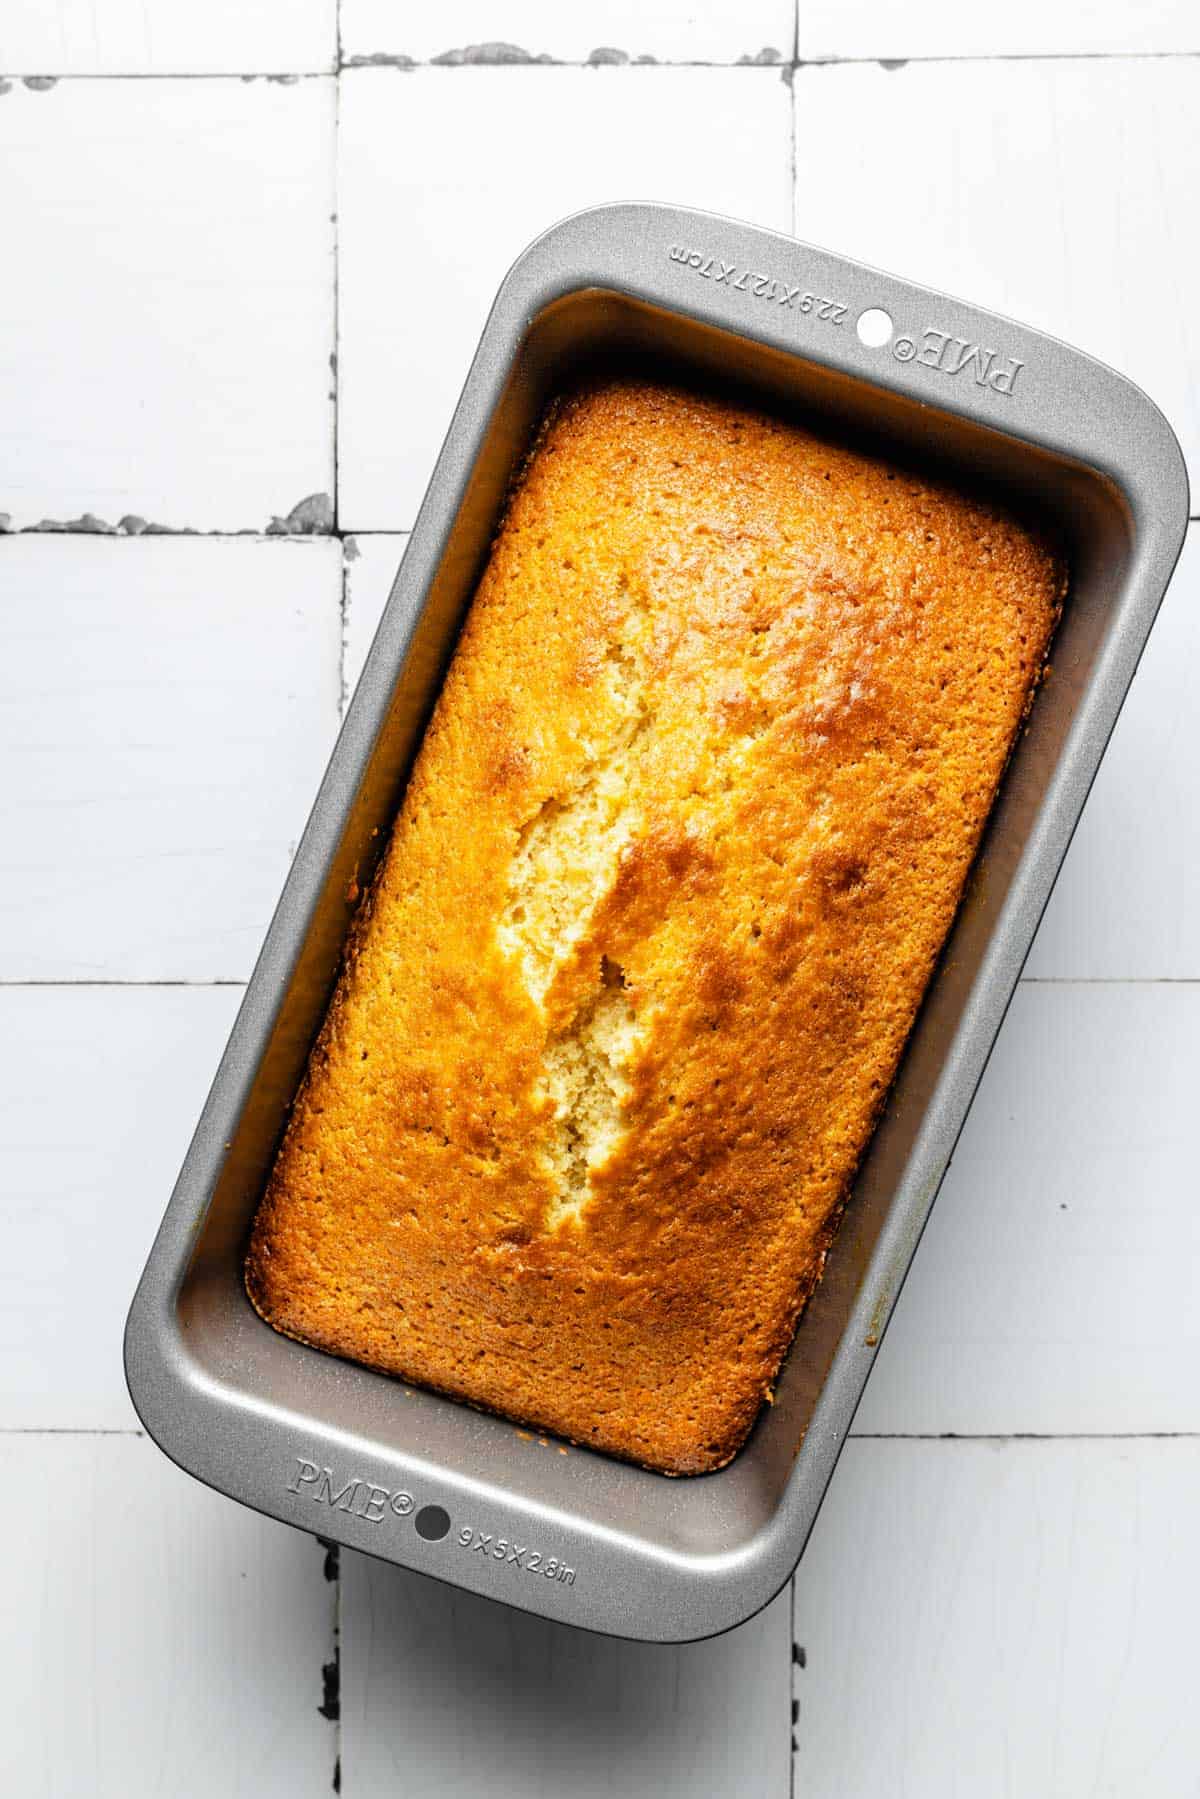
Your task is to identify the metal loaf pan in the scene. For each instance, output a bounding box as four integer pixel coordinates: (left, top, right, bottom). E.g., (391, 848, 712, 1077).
(125, 204, 1188, 1644)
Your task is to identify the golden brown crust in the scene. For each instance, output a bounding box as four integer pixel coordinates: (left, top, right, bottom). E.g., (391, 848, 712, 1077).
(245, 378, 1064, 1475)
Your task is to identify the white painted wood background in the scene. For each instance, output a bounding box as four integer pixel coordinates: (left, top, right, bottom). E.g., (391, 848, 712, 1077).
(1, 2, 1197, 1793)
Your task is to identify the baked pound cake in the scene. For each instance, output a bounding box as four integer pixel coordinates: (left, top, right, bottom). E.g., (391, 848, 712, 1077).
(246, 379, 1063, 1474)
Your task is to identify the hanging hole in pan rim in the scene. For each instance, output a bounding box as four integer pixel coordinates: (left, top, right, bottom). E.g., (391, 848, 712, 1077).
(856, 307, 894, 348)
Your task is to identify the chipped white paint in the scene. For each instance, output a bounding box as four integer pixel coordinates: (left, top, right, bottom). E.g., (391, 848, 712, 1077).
(797, 0, 1200, 60)
(857, 982, 1200, 1435)
(341, 532, 410, 704)
(0, 78, 335, 530)
(791, 58, 1200, 493)
(0, 1435, 335, 1799)
(0, 536, 341, 980)
(341, 1555, 792, 1798)
(0, 985, 241, 1428)
(340, 0, 794, 67)
(1028, 527, 1200, 978)
(337, 65, 793, 528)
(0, 0, 335, 76)
(795, 1439, 1200, 1797)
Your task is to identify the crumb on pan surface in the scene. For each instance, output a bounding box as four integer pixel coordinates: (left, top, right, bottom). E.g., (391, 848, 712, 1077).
(245, 378, 1064, 1476)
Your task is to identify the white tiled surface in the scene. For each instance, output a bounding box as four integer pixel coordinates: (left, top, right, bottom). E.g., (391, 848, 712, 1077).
(2, 537, 342, 980)
(0, 79, 335, 531)
(856, 982, 1200, 1435)
(0, 985, 242, 1427)
(794, 1440, 1200, 1797)
(3, 5, 1199, 1794)
(338, 65, 793, 526)
(792, 58, 1200, 494)
(0, 1436, 335, 1799)
(1029, 528, 1200, 978)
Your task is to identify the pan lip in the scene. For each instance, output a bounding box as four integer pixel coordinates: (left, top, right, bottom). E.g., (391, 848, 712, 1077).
(496, 200, 1188, 521)
(124, 201, 1190, 1644)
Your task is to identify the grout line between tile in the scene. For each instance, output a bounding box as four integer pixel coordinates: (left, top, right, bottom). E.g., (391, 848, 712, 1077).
(848, 1431, 1200, 1441)
(0, 70, 335, 82)
(342, 56, 791, 72)
(4, 52, 1200, 81)
(1018, 976, 1200, 985)
(1, 527, 344, 542)
(0, 979, 248, 988)
(339, 545, 351, 720)
(0, 1426, 144, 1435)
(332, 51, 1200, 71)
(786, 28, 797, 237)
(789, 1575, 799, 1797)
(333, 53, 348, 725)
(790, 49, 1200, 68)
(317, 1532, 343, 1795)
(332, 65, 341, 545)
(334, 1565, 343, 1794)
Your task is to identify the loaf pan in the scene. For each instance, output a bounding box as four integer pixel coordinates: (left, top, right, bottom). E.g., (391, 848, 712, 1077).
(125, 203, 1188, 1644)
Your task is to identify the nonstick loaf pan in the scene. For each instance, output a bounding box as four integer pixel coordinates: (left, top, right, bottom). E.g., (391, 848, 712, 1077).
(125, 203, 1189, 1644)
